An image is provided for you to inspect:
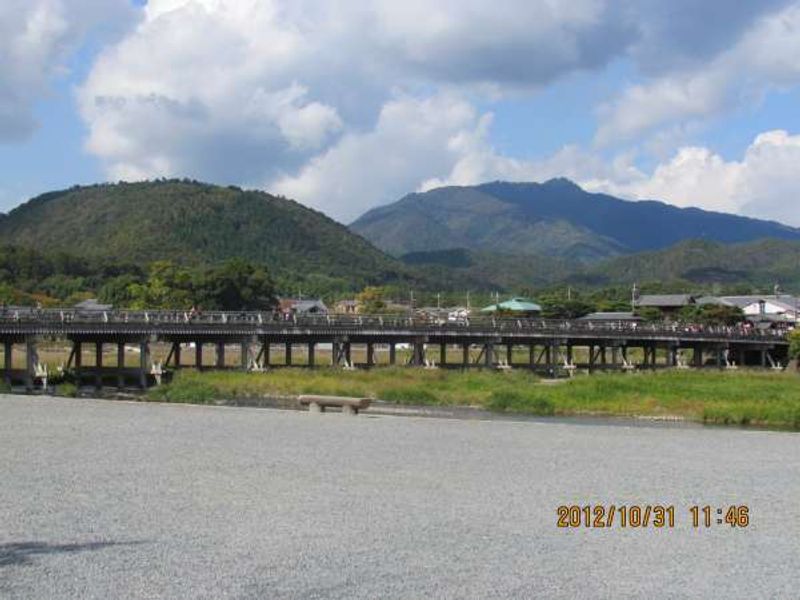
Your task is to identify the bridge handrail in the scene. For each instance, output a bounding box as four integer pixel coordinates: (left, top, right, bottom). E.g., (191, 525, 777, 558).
(0, 308, 788, 341)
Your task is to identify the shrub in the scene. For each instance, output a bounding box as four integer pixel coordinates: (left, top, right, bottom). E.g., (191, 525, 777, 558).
(55, 383, 78, 398)
(147, 378, 217, 404)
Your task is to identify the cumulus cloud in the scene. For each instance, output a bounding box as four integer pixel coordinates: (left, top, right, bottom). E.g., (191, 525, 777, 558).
(69, 0, 800, 224)
(0, 0, 132, 142)
(596, 2, 800, 145)
(587, 130, 800, 226)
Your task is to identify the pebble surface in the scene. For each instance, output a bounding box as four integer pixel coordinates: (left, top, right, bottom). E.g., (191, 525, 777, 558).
(1, 395, 798, 599)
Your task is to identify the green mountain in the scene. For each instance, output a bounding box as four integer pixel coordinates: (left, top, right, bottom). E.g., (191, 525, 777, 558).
(575, 239, 800, 290)
(0, 180, 413, 291)
(351, 178, 800, 262)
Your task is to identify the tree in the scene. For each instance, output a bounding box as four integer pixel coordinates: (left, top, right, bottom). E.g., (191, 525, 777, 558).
(540, 298, 594, 319)
(356, 286, 387, 313)
(193, 259, 277, 310)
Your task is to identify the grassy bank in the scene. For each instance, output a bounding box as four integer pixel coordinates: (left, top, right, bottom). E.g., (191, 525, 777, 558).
(148, 368, 800, 430)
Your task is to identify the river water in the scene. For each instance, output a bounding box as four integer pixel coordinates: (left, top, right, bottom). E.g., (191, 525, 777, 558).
(1, 395, 798, 599)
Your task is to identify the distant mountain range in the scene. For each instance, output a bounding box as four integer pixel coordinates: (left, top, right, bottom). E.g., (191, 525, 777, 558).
(2, 178, 799, 296)
(351, 178, 800, 262)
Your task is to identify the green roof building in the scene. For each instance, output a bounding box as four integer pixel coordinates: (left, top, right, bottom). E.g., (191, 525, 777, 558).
(480, 297, 542, 315)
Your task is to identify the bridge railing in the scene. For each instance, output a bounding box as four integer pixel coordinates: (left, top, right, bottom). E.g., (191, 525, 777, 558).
(0, 308, 788, 341)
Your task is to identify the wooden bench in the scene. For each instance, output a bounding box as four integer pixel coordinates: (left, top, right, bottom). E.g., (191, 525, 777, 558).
(298, 395, 372, 415)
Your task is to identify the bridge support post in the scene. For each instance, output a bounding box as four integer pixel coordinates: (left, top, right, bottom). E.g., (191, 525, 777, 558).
(307, 343, 315, 368)
(195, 342, 203, 371)
(612, 346, 619, 367)
(174, 343, 181, 368)
(529, 344, 535, 369)
(546, 343, 554, 376)
(117, 343, 126, 388)
(4, 341, 12, 386)
(217, 342, 226, 369)
(760, 349, 767, 368)
(332, 341, 340, 366)
(241, 342, 250, 370)
(410, 339, 426, 366)
(367, 343, 375, 367)
(693, 347, 703, 368)
(484, 343, 493, 368)
(344, 342, 352, 366)
(440, 344, 446, 367)
(25, 339, 36, 392)
(389, 343, 396, 366)
(601, 346, 607, 367)
(95, 342, 103, 389)
(285, 343, 292, 366)
(139, 341, 149, 389)
(506, 344, 513, 366)
(462, 344, 470, 368)
(74, 341, 82, 387)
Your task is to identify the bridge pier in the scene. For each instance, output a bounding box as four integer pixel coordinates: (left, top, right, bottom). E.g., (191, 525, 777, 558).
(285, 343, 292, 366)
(389, 343, 396, 366)
(307, 342, 315, 368)
(216, 343, 225, 368)
(117, 343, 126, 387)
(195, 342, 203, 371)
(4, 341, 12, 386)
(440, 344, 446, 367)
(95, 342, 103, 389)
(241, 342, 250, 370)
(139, 341, 150, 389)
(367, 343, 375, 367)
(25, 339, 37, 392)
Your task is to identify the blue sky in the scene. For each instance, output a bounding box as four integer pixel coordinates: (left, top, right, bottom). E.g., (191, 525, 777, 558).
(3, 0, 800, 226)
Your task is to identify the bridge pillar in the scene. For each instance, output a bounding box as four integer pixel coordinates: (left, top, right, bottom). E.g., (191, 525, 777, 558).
(529, 344, 535, 369)
(174, 343, 181, 368)
(25, 339, 37, 392)
(566, 345, 573, 366)
(344, 342, 352, 366)
(95, 342, 103, 389)
(411, 340, 426, 366)
(463, 344, 470, 368)
(241, 342, 250, 370)
(483, 343, 493, 368)
(601, 346, 607, 366)
(195, 342, 203, 371)
(612, 346, 619, 367)
(440, 344, 446, 367)
(4, 341, 12, 386)
(307, 342, 315, 368)
(217, 342, 226, 368)
(74, 341, 82, 387)
(546, 343, 554, 376)
(389, 343, 396, 366)
(693, 347, 703, 368)
(332, 341, 340, 366)
(506, 344, 513, 366)
(117, 343, 126, 388)
(139, 341, 150, 389)
(285, 343, 292, 366)
(367, 343, 375, 367)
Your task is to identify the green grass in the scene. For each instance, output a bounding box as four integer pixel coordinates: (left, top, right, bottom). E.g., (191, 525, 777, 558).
(147, 368, 800, 430)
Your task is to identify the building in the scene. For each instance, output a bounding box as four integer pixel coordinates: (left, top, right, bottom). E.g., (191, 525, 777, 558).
(633, 294, 695, 315)
(579, 311, 642, 322)
(698, 294, 799, 324)
(279, 298, 328, 315)
(74, 298, 113, 312)
(480, 297, 542, 317)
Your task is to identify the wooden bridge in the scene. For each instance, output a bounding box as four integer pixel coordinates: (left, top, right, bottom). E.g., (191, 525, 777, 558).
(0, 308, 789, 390)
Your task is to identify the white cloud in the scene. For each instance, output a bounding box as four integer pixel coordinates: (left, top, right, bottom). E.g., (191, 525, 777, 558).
(587, 130, 800, 226)
(0, 0, 133, 141)
(596, 3, 800, 145)
(68, 0, 800, 225)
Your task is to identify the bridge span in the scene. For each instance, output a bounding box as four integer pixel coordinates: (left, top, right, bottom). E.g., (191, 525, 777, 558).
(0, 309, 789, 389)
